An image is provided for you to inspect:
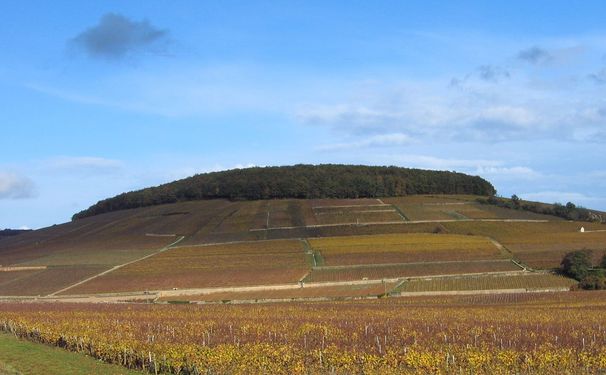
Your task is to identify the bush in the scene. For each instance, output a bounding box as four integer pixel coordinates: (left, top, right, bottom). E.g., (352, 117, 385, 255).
(560, 250, 593, 281)
(579, 275, 606, 290)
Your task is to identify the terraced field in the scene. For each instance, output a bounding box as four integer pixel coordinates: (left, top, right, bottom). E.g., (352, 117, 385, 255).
(384, 196, 558, 221)
(66, 240, 310, 294)
(313, 205, 403, 225)
(1, 195, 603, 298)
(0, 266, 109, 296)
(394, 273, 576, 293)
(444, 221, 606, 268)
(309, 233, 504, 266)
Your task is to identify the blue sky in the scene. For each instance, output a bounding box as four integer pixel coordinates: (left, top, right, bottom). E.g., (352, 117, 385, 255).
(2, 1, 606, 229)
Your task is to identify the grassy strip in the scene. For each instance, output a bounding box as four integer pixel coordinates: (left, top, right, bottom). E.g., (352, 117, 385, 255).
(0, 333, 141, 375)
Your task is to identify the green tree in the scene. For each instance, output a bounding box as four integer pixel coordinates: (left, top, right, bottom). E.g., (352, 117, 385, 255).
(560, 250, 593, 281)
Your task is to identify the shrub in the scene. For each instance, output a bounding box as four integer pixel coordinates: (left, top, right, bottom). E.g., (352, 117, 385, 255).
(579, 275, 606, 290)
(560, 250, 593, 281)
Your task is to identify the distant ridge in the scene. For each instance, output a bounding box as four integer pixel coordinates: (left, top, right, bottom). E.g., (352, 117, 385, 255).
(73, 164, 496, 219)
(0, 229, 31, 240)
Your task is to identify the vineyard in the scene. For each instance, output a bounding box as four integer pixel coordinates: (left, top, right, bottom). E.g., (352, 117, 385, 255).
(444, 221, 606, 269)
(394, 273, 577, 293)
(66, 240, 309, 294)
(1, 292, 606, 374)
(309, 233, 504, 266)
(384, 196, 558, 221)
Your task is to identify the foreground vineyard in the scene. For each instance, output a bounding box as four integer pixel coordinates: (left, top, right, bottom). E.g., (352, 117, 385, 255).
(1, 292, 606, 374)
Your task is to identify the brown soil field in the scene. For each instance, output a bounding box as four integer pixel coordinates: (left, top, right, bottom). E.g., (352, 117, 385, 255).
(310, 233, 502, 266)
(444, 221, 606, 268)
(314, 210, 403, 225)
(65, 240, 309, 294)
(0, 265, 108, 296)
(310, 198, 383, 207)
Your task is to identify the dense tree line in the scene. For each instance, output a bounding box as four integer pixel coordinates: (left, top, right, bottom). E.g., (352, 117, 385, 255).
(73, 164, 495, 219)
(477, 195, 605, 223)
(561, 250, 606, 290)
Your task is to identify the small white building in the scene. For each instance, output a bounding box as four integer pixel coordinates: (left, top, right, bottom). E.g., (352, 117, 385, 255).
(580, 226, 585, 233)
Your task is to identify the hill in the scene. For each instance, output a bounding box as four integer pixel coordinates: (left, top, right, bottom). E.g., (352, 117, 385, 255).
(0, 229, 31, 240)
(0, 194, 603, 299)
(72, 164, 496, 219)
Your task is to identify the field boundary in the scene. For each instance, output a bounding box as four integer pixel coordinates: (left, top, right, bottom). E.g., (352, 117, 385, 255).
(0, 266, 47, 272)
(311, 259, 514, 270)
(249, 218, 551, 232)
(392, 287, 571, 297)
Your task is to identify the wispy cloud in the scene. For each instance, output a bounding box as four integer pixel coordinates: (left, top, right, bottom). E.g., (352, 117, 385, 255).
(296, 54, 606, 143)
(44, 156, 124, 176)
(0, 172, 36, 199)
(476, 65, 511, 82)
(70, 13, 169, 60)
(317, 133, 414, 151)
(588, 68, 606, 84)
(375, 154, 502, 171)
(517, 46, 553, 64)
(48, 156, 124, 173)
(475, 166, 539, 179)
(520, 191, 606, 205)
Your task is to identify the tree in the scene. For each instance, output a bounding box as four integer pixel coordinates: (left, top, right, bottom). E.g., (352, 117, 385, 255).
(511, 194, 521, 209)
(601, 253, 606, 269)
(560, 250, 593, 281)
(579, 274, 606, 290)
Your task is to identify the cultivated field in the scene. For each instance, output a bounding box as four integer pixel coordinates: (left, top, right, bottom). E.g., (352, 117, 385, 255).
(444, 221, 606, 269)
(66, 240, 310, 294)
(0, 266, 109, 296)
(309, 233, 504, 266)
(394, 273, 576, 293)
(0, 195, 603, 298)
(1, 292, 606, 374)
(384, 196, 558, 221)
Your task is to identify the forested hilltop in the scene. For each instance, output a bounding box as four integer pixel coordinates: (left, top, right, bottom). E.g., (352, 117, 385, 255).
(73, 164, 496, 219)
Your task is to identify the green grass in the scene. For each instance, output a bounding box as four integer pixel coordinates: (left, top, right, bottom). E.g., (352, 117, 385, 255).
(0, 333, 141, 375)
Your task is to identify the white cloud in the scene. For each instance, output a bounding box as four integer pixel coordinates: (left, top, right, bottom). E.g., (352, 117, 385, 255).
(48, 156, 123, 172)
(520, 191, 605, 205)
(317, 133, 414, 151)
(475, 166, 539, 178)
(374, 154, 502, 171)
(0, 172, 36, 199)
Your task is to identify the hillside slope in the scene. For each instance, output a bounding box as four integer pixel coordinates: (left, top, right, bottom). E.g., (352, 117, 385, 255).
(2, 194, 603, 298)
(73, 164, 495, 219)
